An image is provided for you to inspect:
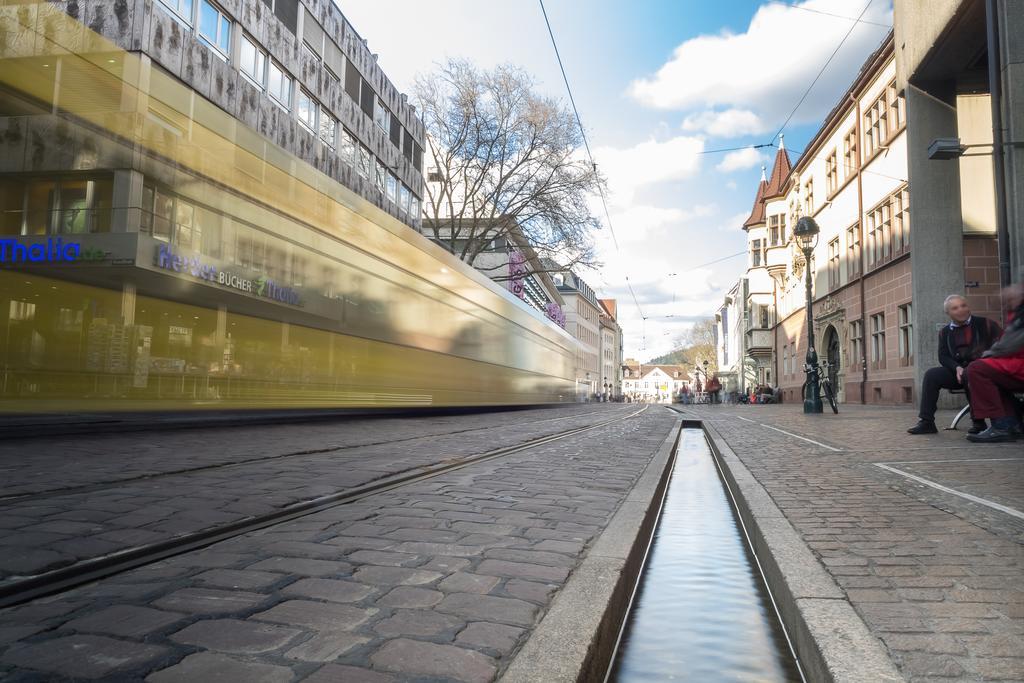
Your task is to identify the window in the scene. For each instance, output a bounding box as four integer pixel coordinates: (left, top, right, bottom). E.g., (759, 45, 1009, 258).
(892, 186, 909, 254)
(273, 0, 298, 34)
(769, 215, 780, 246)
(385, 173, 397, 204)
(803, 179, 814, 215)
(864, 91, 888, 157)
(375, 159, 386, 194)
(826, 150, 838, 195)
(240, 35, 267, 87)
(198, 0, 231, 56)
(374, 97, 390, 132)
(783, 344, 790, 376)
(399, 184, 411, 214)
(268, 61, 291, 108)
(850, 320, 863, 368)
(751, 238, 762, 267)
(340, 129, 357, 166)
(358, 145, 372, 179)
(846, 224, 861, 279)
(297, 89, 317, 131)
(157, 0, 194, 25)
(324, 67, 340, 89)
(344, 60, 361, 102)
(410, 193, 420, 219)
(888, 81, 905, 131)
(898, 303, 913, 365)
(871, 313, 886, 368)
(318, 107, 336, 147)
(359, 78, 374, 117)
(828, 237, 840, 290)
(843, 128, 858, 174)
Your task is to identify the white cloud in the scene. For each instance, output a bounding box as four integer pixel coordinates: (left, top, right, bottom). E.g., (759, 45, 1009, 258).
(594, 136, 705, 206)
(629, 0, 893, 126)
(681, 108, 768, 138)
(716, 147, 765, 173)
(726, 180, 738, 190)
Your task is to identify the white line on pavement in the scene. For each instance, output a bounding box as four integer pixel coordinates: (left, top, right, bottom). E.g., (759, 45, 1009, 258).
(881, 457, 1024, 465)
(730, 414, 842, 450)
(875, 463, 1024, 521)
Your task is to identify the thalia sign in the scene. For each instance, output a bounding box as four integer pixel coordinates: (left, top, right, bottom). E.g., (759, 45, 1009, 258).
(0, 238, 81, 263)
(155, 243, 301, 306)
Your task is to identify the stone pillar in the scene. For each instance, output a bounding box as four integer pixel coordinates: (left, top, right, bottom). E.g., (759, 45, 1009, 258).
(111, 169, 144, 233)
(997, 0, 1024, 282)
(906, 85, 965, 402)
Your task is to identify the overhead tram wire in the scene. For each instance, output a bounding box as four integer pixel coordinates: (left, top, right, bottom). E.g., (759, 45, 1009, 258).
(769, 0, 877, 146)
(537, 0, 645, 321)
(786, 2, 891, 28)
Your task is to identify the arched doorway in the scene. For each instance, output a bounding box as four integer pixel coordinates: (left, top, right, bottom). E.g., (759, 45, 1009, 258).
(823, 325, 840, 401)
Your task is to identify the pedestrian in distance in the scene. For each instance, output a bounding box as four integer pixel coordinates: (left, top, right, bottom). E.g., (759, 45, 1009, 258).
(965, 285, 1024, 443)
(907, 294, 1002, 435)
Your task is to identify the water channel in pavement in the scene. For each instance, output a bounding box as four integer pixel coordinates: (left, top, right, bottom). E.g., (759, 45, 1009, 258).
(608, 427, 803, 682)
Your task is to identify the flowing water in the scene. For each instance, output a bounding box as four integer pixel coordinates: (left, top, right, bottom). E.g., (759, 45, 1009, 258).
(608, 427, 803, 682)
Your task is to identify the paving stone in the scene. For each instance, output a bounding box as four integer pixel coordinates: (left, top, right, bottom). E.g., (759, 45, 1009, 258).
(284, 631, 369, 661)
(373, 609, 464, 638)
(252, 600, 376, 631)
(533, 539, 585, 554)
(0, 546, 75, 574)
(195, 568, 283, 590)
(346, 550, 421, 566)
(456, 621, 525, 653)
(439, 572, 500, 595)
(376, 586, 444, 608)
(436, 593, 538, 627)
(476, 559, 569, 583)
(370, 638, 497, 683)
(247, 557, 351, 576)
(485, 548, 576, 567)
(419, 556, 472, 573)
(146, 652, 294, 683)
(153, 587, 268, 614)
(2, 634, 168, 679)
(170, 619, 302, 653)
(300, 664, 395, 683)
(65, 604, 183, 637)
(282, 578, 375, 603)
(351, 565, 441, 585)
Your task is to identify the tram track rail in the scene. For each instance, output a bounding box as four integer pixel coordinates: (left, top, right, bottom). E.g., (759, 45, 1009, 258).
(0, 405, 647, 609)
(0, 407, 612, 504)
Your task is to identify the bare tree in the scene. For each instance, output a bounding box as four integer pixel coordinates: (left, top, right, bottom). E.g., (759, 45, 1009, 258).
(415, 60, 604, 278)
(671, 319, 718, 373)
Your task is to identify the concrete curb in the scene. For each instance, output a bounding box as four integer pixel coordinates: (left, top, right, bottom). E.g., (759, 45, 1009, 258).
(499, 416, 683, 683)
(702, 420, 905, 683)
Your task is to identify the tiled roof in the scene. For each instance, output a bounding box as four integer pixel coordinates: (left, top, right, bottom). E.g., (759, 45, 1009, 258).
(743, 166, 769, 229)
(764, 136, 792, 198)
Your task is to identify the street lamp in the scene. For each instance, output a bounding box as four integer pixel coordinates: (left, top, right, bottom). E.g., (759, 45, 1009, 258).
(794, 216, 822, 414)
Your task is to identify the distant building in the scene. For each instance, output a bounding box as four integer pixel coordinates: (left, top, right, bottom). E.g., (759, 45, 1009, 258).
(549, 268, 602, 399)
(621, 359, 690, 402)
(598, 299, 623, 399)
(715, 278, 749, 395)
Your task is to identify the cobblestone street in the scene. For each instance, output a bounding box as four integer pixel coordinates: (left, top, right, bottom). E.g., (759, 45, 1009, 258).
(0, 405, 677, 681)
(680, 403, 1024, 683)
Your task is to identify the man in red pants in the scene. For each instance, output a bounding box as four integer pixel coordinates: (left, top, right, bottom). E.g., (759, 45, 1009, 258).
(966, 286, 1024, 443)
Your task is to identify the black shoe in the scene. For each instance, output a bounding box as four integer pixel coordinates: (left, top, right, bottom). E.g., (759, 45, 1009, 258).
(967, 419, 987, 435)
(966, 426, 1019, 443)
(907, 420, 938, 435)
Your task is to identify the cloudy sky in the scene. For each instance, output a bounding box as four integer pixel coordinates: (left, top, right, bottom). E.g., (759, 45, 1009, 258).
(339, 0, 893, 360)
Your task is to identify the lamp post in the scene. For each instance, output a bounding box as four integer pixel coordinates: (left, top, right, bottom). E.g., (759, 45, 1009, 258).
(794, 217, 822, 414)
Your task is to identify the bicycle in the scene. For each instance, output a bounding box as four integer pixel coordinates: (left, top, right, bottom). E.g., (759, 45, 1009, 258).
(802, 361, 839, 414)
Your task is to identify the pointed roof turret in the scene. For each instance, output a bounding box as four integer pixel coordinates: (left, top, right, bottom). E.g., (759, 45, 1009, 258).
(742, 164, 769, 229)
(764, 134, 792, 198)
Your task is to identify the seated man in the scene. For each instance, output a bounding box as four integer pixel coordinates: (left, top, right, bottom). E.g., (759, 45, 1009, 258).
(908, 295, 1002, 434)
(966, 286, 1024, 443)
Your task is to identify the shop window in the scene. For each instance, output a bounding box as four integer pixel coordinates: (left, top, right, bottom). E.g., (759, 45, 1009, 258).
(0, 180, 26, 235)
(173, 199, 196, 251)
(24, 180, 58, 235)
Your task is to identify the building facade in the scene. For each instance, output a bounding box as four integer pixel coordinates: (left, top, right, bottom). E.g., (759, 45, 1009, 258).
(729, 32, 1006, 406)
(621, 360, 690, 402)
(894, 0, 1024, 395)
(552, 269, 602, 399)
(715, 277, 748, 395)
(598, 298, 623, 399)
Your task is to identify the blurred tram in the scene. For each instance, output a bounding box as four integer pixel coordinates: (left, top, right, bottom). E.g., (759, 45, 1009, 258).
(0, 5, 576, 413)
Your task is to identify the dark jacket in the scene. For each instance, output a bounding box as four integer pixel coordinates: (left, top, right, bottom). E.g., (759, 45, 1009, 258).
(938, 315, 1002, 372)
